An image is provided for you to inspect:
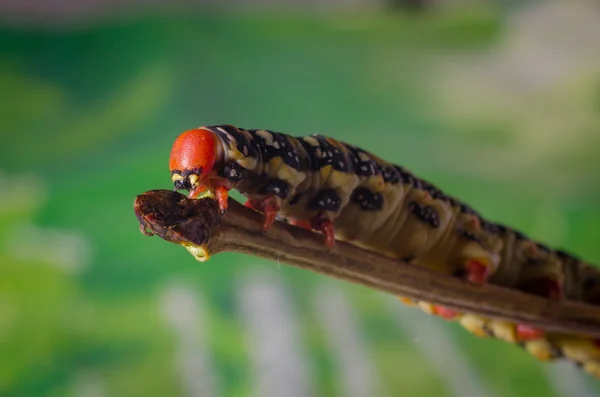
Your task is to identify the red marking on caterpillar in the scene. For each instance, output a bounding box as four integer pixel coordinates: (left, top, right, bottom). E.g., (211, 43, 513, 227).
(517, 324, 545, 341)
(433, 305, 459, 320)
(465, 260, 490, 285)
(245, 198, 278, 231)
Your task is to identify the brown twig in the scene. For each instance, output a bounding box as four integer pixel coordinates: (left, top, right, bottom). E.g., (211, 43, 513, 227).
(134, 190, 600, 338)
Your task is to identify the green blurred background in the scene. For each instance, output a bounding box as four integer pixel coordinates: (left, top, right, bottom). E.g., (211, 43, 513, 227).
(1, 1, 599, 396)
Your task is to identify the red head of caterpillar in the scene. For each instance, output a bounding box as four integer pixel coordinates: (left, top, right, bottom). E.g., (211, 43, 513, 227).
(169, 128, 230, 211)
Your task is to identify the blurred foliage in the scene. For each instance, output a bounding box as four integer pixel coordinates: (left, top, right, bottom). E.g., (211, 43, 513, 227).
(0, 5, 599, 397)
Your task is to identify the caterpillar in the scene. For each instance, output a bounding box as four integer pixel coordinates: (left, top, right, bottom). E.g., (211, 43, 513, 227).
(169, 124, 600, 377)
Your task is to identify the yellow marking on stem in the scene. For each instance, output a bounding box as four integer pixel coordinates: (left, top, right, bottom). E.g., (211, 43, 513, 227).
(184, 244, 210, 262)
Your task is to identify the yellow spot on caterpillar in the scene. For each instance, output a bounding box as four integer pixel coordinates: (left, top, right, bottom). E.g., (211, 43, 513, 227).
(189, 174, 199, 187)
(459, 315, 489, 338)
(268, 157, 306, 188)
(560, 336, 600, 363)
(584, 361, 600, 378)
(358, 152, 371, 162)
(398, 296, 416, 306)
(524, 339, 554, 361)
(172, 174, 184, 182)
(197, 189, 215, 200)
(489, 321, 517, 343)
(417, 302, 435, 315)
(302, 136, 320, 147)
(256, 129, 274, 144)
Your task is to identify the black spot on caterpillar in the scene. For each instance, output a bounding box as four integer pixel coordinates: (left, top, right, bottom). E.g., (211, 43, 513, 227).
(218, 162, 247, 183)
(351, 187, 384, 211)
(407, 201, 441, 228)
(308, 189, 342, 212)
(170, 125, 600, 377)
(259, 179, 290, 199)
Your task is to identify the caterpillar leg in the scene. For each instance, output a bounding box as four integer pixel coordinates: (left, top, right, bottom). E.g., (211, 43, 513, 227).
(188, 185, 229, 213)
(521, 277, 564, 301)
(310, 216, 336, 248)
(288, 215, 335, 248)
(516, 324, 545, 341)
(513, 277, 565, 341)
(433, 305, 460, 320)
(244, 196, 280, 231)
(215, 186, 229, 212)
(465, 258, 492, 285)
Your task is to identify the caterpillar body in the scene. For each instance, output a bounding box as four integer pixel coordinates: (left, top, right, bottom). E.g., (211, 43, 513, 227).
(169, 125, 600, 377)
